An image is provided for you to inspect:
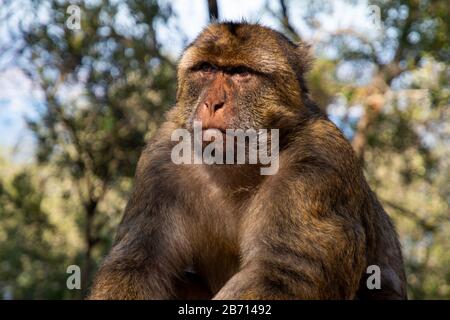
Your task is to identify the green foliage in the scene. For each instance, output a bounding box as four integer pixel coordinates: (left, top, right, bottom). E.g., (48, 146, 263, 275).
(2, 0, 177, 296)
(0, 171, 79, 299)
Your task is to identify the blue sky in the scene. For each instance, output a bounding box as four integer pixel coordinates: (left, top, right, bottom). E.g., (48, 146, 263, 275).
(0, 0, 375, 162)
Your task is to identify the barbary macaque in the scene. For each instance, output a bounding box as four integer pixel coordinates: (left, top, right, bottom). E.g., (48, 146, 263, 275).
(89, 22, 407, 300)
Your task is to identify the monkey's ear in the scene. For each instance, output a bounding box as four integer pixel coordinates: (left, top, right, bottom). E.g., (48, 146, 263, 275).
(295, 41, 314, 74)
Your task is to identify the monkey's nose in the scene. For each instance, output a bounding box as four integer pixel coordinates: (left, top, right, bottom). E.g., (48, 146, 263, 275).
(205, 101, 224, 114)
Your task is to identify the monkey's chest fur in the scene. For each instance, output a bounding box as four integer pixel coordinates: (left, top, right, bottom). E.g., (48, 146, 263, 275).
(174, 166, 256, 298)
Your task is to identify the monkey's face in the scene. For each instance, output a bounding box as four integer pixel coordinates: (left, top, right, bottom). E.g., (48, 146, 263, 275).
(175, 22, 311, 133)
(182, 60, 264, 132)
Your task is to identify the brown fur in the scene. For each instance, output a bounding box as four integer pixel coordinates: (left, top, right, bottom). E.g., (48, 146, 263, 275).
(89, 22, 407, 300)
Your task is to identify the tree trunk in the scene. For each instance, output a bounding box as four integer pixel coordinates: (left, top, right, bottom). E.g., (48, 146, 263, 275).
(81, 199, 98, 297)
(207, 0, 219, 21)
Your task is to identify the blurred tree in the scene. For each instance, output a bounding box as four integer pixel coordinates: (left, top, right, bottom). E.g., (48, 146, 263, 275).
(2, 0, 177, 296)
(0, 170, 78, 299)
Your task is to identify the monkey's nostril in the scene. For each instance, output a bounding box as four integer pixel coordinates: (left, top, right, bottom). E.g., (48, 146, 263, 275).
(212, 101, 224, 112)
(205, 101, 224, 113)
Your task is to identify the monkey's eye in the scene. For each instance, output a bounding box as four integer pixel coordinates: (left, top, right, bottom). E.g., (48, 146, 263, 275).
(194, 62, 217, 74)
(228, 66, 252, 79)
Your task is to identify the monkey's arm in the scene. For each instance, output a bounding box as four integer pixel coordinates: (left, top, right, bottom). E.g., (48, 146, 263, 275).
(214, 166, 367, 300)
(89, 126, 192, 299)
(88, 182, 191, 299)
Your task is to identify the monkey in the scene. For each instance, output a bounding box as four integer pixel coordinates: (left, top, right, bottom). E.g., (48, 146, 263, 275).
(89, 22, 407, 300)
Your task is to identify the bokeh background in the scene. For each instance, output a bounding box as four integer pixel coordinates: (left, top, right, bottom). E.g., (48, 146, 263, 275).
(0, 0, 448, 299)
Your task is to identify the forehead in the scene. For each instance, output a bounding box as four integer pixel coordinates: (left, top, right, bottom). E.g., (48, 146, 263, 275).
(179, 23, 294, 74)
